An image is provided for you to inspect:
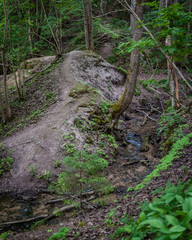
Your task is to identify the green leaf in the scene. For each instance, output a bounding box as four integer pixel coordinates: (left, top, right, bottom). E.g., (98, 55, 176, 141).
(183, 209, 192, 225)
(169, 225, 186, 233)
(138, 212, 146, 223)
(182, 198, 192, 212)
(169, 232, 183, 240)
(116, 226, 132, 233)
(140, 218, 163, 229)
(121, 217, 129, 224)
(149, 203, 165, 214)
(175, 194, 184, 203)
(165, 215, 179, 226)
(164, 193, 175, 204)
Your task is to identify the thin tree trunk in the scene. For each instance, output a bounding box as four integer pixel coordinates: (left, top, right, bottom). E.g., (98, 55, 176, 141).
(0, 93, 5, 123)
(166, 35, 175, 108)
(174, 69, 180, 108)
(13, 71, 21, 101)
(165, 0, 180, 109)
(110, 0, 143, 125)
(2, 0, 11, 120)
(83, 0, 94, 50)
(130, 0, 136, 34)
(28, 9, 33, 56)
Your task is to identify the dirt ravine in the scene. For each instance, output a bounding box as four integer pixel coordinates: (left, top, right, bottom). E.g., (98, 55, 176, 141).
(0, 51, 126, 194)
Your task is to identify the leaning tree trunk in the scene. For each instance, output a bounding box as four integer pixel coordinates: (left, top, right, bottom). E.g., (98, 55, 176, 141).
(2, 0, 11, 121)
(83, 0, 94, 50)
(110, 0, 143, 125)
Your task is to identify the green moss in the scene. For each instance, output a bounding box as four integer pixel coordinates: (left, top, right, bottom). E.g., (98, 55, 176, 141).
(143, 136, 149, 151)
(69, 83, 89, 98)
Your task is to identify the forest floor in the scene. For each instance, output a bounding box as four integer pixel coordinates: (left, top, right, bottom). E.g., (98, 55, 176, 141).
(0, 51, 191, 239)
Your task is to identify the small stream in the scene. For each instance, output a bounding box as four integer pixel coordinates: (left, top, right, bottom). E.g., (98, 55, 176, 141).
(0, 192, 52, 232)
(125, 132, 141, 151)
(107, 131, 158, 195)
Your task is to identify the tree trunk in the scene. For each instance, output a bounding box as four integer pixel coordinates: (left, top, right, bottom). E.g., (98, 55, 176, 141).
(110, 0, 143, 125)
(83, 0, 94, 50)
(28, 9, 33, 56)
(130, 0, 136, 34)
(2, 0, 11, 120)
(0, 93, 5, 123)
(165, 0, 180, 109)
(166, 35, 175, 109)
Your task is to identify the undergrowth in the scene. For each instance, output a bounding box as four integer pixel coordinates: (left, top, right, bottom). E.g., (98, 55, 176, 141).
(0, 143, 14, 176)
(114, 180, 192, 240)
(127, 132, 192, 192)
(49, 227, 70, 240)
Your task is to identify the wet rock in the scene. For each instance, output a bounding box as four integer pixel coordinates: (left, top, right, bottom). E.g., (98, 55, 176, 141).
(124, 132, 141, 151)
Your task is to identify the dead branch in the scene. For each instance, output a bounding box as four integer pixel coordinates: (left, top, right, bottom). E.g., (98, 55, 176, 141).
(136, 109, 157, 122)
(45, 191, 95, 205)
(0, 215, 47, 230)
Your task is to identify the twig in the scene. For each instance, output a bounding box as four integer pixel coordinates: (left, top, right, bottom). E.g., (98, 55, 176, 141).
(93, 10, 126, 18)
(32, 31, 56, 47)
(45, 191, 95, 205)
(136, 109, 157, 122)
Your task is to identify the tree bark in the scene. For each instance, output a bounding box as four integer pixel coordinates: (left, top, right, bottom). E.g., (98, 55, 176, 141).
(130, 0, 136, 34)
(2, 0, 11, 121)
(83, 0, 94, 50)
(28, 9, 33, 56)
(110, 0, 143, 125)
(165, 0, 180, 109)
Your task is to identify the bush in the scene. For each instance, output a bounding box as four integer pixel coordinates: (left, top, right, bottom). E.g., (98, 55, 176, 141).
(49, 150, 112, 206)
(114, 180, 192, 240)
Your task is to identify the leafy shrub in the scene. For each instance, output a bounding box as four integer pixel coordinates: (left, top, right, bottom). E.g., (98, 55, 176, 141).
(49, 151, 112, 206)
(114, 180, 192, 240)
(0, 156, 14, 175)
(157, 108, 184, 139)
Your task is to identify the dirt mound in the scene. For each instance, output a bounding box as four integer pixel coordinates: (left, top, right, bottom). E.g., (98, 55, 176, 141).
(0, 56, 56, 89)
(0, 51, 125, 194)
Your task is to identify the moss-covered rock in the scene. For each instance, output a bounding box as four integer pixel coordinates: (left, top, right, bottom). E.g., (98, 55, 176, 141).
(69, 83, 89, 98)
